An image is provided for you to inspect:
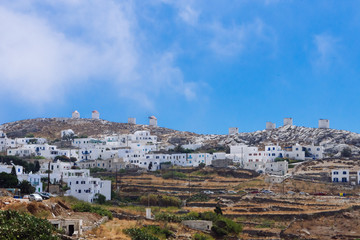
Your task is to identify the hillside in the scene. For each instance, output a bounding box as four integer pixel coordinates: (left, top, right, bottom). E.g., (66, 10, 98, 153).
(193, 125, 360, 155)
(1, 118, 360, 155)
(0, 118, 199, 145)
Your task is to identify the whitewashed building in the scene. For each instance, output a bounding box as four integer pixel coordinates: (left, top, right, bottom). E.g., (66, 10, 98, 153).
(332, 169, 349, 183)
(66, 177, 111, 203)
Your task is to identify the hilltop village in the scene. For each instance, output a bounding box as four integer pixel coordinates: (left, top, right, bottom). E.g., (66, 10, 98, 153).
(1, 111, 360, 239)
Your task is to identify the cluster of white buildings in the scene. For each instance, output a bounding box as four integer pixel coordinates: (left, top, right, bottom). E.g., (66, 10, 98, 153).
(0, 163, 43, 193)
(0, 160, 111, 202)
(229, 144, 323, 162)
(227, 143, 324, 175)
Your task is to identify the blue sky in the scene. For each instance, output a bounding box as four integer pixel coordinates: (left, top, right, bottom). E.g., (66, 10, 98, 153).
(0, 0, 359, 134)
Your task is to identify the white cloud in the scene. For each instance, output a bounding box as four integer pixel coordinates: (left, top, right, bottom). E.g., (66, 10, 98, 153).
(209, 18, 275, 56)
(313, 34, 340, 68)
(160, 0, 200, 25)
(0, 1, 198, 109)
(178, 5, 200, 25)
(0, 6, 94, 103)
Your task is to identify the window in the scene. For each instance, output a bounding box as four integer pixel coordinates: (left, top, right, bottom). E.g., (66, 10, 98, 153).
(342, 178, 347, 182)
(334, 171, 338, 175)
(78, 190, 81, 193)
(333, 178, 339, 182)
(343, 171, 347, 175)
(76, 181, 79, 184)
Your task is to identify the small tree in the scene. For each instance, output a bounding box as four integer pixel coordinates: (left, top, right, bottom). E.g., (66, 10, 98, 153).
(0, 172, 18, 188)
(18, 180, 35, 194)
(54, 155, 70, 162)
(11, 166, 17, 176)
(341, 148, 352, 158)
(148, 162, 153, 171)
(198, 163, 206, 169)
(214, 202, 223, 215)
(94, 193, 106, 204)
(34, 161, 40, 173)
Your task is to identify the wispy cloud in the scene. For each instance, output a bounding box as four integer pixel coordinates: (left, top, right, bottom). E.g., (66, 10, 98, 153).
(209, 18, 276, 57)
(312, 33, 340, 69)
(0, 1, 199, 109)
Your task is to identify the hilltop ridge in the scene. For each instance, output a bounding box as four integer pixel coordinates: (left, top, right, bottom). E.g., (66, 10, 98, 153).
(1, 118, 360, 155)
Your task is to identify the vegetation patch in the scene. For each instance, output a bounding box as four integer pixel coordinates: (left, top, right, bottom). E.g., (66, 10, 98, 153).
(140, 194, 181, 207)
(0, 210, 58, 240)
(187, 193, 210, 202)
(72, 202, 113, 219)
(193, 233, 215, 240)
(123, 225, 173, 240)
(161, 171, 187, 180)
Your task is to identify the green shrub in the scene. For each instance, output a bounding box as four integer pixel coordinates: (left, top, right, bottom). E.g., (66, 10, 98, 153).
(193, 233, 214, 240)
(162, 171, 187, 179)
(124, 228, 159, 240)
(94, 193, 106, 204)
(198, 211, 242, 237)
(0, 210, 58, 239)
(124, 225, 173, 240)
(187, 193, 209, 202)
(89, 167, 107, 174)
(140, 194, 181, 207)
(72, 202, 112, 219)
(143, 225, 173, 239)
(154, 212, 182, 222)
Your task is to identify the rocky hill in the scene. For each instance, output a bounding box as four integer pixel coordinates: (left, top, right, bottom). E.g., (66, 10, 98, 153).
(0, 118, 199, 145)
(192, 125, 360, 156)
(1, 118, 360, 156)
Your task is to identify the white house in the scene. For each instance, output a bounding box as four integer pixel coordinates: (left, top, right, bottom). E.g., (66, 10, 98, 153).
(0, 164, 24, 175)
(265, 161, 288, 176)
(66, 177, 111, 203)
(265, 145, 284, 161)
(0, 131, 6, 138)
(283, 144, 305, 160)
(332, 169, 349, 183)
(18, 174, 43, 193)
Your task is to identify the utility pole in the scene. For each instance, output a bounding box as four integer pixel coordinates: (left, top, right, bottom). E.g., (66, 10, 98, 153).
(47, 161, 51, 192)
(187, 153, 191, 198)
(115, 165, 118, 192)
